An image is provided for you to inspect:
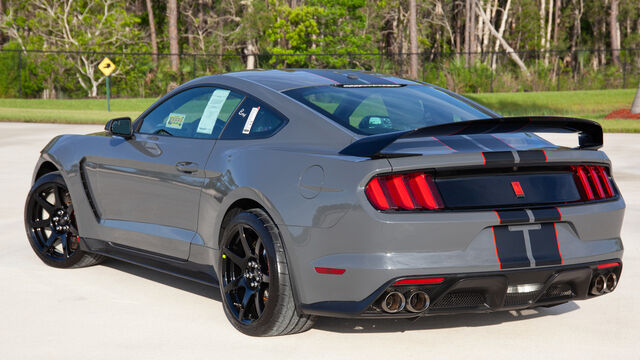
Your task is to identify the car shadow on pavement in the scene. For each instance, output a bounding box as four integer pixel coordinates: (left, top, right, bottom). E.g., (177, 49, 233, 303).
(314, 302, 579, 333)
(99, 258, 580, 334)
(102, 258, 222, 302)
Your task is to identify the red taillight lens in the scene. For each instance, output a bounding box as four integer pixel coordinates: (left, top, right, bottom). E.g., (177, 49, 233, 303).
(596, 166, 614, 197)
(387, 175, 415, 209)
(407, 173, 443, 210)
(572, 165, 615, 201)
(365, 172, 443, 211)
(364, 177, 390, 210)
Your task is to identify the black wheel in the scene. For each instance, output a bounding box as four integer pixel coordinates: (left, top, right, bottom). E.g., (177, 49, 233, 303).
(24, 172, 104, 268)
(219, 208, 315, 336)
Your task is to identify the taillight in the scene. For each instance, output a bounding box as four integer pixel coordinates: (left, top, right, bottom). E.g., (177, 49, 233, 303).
(571, 165, 616, 201)
(365, 172, 443, 211)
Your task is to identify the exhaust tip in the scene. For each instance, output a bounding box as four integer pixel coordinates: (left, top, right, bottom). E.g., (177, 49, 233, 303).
(406, 291, 430, 313)
(381, 291, 406, 313)
(591, 274, 606, 295)
(605, 273, 617, 293)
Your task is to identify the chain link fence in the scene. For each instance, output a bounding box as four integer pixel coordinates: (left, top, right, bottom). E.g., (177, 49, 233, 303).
(1, 48, 638, 99)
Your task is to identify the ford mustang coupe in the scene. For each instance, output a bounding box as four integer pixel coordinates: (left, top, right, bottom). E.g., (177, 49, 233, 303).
(24, 69, 624, 336)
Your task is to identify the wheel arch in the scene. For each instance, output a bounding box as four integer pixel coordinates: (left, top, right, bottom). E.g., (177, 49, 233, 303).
(35, 161, 59, 180)
(213, 193, 306, 319)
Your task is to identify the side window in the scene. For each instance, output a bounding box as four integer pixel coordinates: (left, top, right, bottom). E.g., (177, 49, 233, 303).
(220, 98, 287, 140)
(139, 87, 244, 139)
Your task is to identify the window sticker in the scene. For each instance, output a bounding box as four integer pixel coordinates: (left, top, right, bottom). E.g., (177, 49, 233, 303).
(242, 107, 260, 134)
(166, 113, 185, 129)
(197, 89, 231, 134)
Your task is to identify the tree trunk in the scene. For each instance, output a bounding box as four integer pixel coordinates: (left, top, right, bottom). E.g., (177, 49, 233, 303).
(544, 0, 553, 65)
(167, 0, 179, 72)
(551, 0, 561, 79)
(465, 0, 472, 65)
(632, 83, 640, 113)
(245, 41, 257, 70)
(0, 0, 5, 45)
(491, 0, 511, 70)
(469, 0, 476, 64)
(473, 0, 529, 76)
(609, 0, 620, 66)
(145, 0, 158, 67)
(539, 0, 546, 52)
(408, 0, 418, 79)
(454, 1, 461, 54)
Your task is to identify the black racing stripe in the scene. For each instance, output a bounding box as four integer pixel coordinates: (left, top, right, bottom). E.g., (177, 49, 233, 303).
(529, 223, 562, 266)
(483, 151, 515, 166)
(493, 226, 531, 269)
(531, 207, 562, 222)
(332, 70, 396, 84)
(470, 134, 514, 151)
(517, 150, 547, 164)
(297, 69, 366, 85)
(496, 210, 530, 224)
(436, 136, 485, 152)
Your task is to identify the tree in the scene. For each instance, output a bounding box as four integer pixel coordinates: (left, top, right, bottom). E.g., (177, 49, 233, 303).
(408, 0, 418, 79)
(609, 0, 620, 66)
(1, 0, 146, 97)
(267, 0, 372, 68)
(473, 0, 529, 75)
(145, 0, 158, 67)
(632, 82, 640, 113)
(167, 0, 179, 71)
(0, 0, 5, 45)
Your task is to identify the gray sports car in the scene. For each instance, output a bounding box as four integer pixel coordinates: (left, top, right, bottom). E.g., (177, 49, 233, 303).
(24, 69, 624, 336)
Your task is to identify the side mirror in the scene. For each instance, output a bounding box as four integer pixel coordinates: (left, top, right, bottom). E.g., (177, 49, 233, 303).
(105, 117, 133, 139)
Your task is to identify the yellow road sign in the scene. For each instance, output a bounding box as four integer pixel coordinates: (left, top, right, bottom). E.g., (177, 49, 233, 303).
(98, 57, 116, 77)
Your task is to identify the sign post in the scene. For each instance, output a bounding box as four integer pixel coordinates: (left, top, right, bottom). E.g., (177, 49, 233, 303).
(98, 57, 116, 112)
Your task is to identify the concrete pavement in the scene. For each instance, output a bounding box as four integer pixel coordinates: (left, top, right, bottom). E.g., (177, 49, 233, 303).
(0, 122, 638, 359)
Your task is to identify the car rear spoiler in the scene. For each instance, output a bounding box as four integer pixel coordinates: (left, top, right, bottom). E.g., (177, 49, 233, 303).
(339, 116, 603, 158)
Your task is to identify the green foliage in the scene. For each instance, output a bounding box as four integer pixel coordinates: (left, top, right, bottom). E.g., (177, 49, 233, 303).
(267, 0, 374, 67)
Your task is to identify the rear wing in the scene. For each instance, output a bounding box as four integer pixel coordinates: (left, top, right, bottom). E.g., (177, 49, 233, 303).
(339, 116, 603, 158)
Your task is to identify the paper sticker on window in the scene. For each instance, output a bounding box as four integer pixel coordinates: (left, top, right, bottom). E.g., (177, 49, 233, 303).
(166, 113, 185, 129)
(197, 89, 231, 134)
(242, 107, 260, 134)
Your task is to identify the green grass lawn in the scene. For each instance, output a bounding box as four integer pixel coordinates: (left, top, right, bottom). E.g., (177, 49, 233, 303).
(0, 88, 638, 132)
(465, 88, 640, 132)
(0, 98, 156, 124)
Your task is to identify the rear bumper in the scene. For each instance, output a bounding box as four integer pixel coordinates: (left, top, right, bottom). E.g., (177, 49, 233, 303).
(300, 260, 622, 318)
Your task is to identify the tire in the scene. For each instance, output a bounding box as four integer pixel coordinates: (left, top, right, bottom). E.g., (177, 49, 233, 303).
(219, 208, 316, 336)
(24, 172, 104, 268)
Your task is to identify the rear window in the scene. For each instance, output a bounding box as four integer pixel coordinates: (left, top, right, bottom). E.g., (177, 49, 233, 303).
(283, 85, 491, 135)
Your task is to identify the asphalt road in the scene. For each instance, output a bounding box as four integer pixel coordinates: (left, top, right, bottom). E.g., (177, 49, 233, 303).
(1, 123, 638, 359)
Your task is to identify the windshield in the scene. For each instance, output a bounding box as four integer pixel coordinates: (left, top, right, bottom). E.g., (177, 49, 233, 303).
(283, 85, 493, 135)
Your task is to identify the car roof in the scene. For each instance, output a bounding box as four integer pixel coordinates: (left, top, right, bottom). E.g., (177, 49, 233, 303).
(218, 69, 420, 92)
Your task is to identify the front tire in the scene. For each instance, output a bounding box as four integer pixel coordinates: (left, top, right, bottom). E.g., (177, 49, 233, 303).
(24, 172, 104, 268)
(219, 208, 315, 336)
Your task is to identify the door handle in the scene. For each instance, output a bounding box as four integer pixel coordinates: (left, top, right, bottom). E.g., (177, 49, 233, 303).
(175, 161, 199, 174)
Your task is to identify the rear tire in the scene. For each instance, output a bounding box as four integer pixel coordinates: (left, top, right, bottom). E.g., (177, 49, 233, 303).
(24, 172, 104, 268)
(219, 208, 315, 336)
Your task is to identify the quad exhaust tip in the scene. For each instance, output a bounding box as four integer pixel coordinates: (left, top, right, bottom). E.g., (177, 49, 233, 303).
(591, 274, 607, 295)
(406, 291, 430, 313)
(381, 291, 406, 313)
(591, 272, 618, 296)
(604, 273, 617, 293)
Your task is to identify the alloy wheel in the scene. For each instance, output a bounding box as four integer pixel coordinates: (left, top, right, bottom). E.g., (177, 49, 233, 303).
(26, 182, 79, 261)
(221, 224, 271, 324)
